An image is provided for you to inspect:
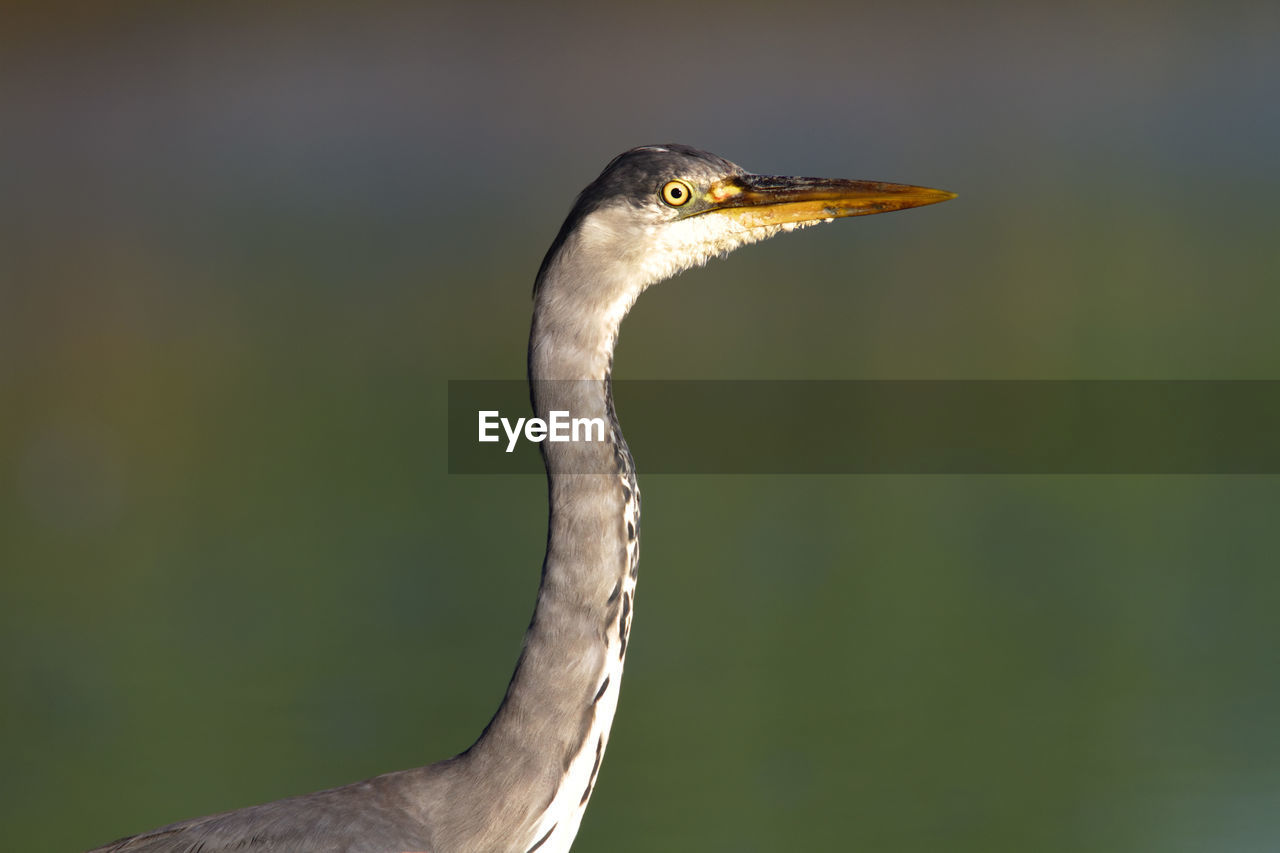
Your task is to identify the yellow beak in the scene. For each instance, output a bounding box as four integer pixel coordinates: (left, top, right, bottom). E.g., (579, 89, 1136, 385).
(698, 174, 955, 227)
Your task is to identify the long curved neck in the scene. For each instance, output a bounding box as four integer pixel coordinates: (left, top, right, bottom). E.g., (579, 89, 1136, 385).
(454, 236, 642, 853)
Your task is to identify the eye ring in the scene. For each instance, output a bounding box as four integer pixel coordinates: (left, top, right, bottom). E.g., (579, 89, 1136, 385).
(660, 179, 694, 207)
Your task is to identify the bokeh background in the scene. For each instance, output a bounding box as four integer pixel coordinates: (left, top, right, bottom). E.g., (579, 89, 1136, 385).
(3, 2, 1279, 850)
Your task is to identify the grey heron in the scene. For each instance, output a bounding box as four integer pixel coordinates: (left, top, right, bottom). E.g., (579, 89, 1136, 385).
(89, 144, 953, 853)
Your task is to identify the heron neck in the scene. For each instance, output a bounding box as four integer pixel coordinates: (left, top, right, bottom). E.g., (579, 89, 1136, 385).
(456, 259, 640, 853)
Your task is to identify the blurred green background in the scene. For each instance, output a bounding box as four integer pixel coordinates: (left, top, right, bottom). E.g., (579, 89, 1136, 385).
(2, 1, 1279, 850)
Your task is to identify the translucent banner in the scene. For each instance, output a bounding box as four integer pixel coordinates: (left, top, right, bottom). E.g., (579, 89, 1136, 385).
(448, 380, 1280, 474)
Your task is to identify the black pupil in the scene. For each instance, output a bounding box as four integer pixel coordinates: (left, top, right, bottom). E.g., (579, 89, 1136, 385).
(669, 185, 684, 200)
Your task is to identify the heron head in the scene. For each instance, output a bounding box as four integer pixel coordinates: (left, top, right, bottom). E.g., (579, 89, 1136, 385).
(535, 144, 954, 299)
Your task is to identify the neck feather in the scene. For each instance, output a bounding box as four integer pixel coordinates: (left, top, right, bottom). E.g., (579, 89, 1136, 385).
(453, 240, 642, 853)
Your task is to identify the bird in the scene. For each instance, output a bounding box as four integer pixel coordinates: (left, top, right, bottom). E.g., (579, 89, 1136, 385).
(88, 144, 954, 853)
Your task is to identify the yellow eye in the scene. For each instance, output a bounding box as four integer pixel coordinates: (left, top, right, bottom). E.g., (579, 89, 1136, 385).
(660, 179, 694, 207)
